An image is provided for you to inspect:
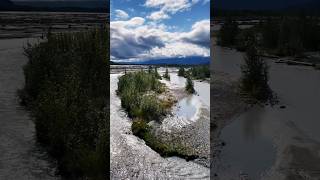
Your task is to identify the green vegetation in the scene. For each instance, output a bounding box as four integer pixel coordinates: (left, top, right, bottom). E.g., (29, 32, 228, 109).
(217, 18, 239, 47)
(240, 38, 273, 103)
(178, 67, 185, 77)
(18, 28, 109, 179)
(117, 70, 166, 122)
(185, 76, 195, 94)
(163, 68, 170, 80)
(259, 16, 320, 56)
(118, 70, 196, 159)
(217, 15, 320, 57)
(178, 65, 210, 80)
(154, 67, 162, 79)
(188, 66, 210, 80)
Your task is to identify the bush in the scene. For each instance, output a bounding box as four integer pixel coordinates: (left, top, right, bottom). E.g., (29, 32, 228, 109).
(185, 76, 195, 94)
(178, 67, 185, 77)
(163, 68, 170, 80)
(217, 18, 239, 47)
(188, 65, 210, 80)
(117, 71, 166, 122)
(240, 38, 273, 103)
(19, 27, 109, 179)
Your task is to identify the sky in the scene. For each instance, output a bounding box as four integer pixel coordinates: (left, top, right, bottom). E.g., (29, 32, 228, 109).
(110, 0, 210, 62)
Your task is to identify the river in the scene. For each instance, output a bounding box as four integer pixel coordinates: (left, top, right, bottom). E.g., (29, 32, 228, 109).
(212, 45, 320, 179)
(0, 38, 59, 179)
(110, 68, 210, 179)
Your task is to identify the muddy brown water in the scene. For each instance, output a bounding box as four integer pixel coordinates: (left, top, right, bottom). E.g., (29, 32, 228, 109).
(212, 45, 320, 179)
(0, 38, 59, 179)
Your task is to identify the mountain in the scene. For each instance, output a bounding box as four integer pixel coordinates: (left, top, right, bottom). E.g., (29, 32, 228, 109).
(113, 56, 210, 65)
(0, 0, 108, 12)
(15, 0, 108, 10)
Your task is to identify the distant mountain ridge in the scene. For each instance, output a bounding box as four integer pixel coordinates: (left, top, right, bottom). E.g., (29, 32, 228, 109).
(15, 0, 108, 9)
(0, 0, 108, 12)
(112, 56, 210, 65)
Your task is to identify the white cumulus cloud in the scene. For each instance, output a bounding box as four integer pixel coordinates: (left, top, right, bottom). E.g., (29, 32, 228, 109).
(114, 9, 129, 20)
(110, 17, 210, 62)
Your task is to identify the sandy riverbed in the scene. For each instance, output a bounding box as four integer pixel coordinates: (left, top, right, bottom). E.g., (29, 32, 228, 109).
(110, 70, 210, 179)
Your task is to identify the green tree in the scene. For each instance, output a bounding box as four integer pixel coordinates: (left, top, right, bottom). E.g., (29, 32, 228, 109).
(185, 76, 195, 94)
(218, 18, 239, 47)
(178, 67, 185, 77)
(163, 68, 170, 80)
(240, 38, 272, 102)
(154, 67, 162, 79)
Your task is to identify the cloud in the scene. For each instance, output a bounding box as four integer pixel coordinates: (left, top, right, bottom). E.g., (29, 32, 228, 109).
(145, 0, 209, 21)
(180, 20, 210, 48)
(145, 0, 192, 21)
(147, 10, 170, 21)
(111, 17, 166, 59)
(110, 18, 210, 61)
(114, 9, 129, 20)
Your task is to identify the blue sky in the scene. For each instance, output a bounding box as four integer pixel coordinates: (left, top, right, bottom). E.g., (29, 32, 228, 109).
(110, 0, 210, 62)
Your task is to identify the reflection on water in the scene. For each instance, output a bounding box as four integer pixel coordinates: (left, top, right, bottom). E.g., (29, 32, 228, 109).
(242, 107, 264, 141)
(175, 96, 199, 120)
(213, 44, 320, 179)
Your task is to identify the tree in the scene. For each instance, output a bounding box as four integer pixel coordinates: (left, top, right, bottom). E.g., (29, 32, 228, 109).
(218, 18, 239, 47)
(148, 66, 153, 74)
(154, 67, 162, 79)
(178, 67, 185, 77)
(240, 38, 272, 102)
(163, 68, 170, 80)
(185, 76, 195, 94)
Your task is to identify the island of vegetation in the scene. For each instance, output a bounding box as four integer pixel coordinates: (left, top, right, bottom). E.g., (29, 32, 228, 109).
(117, 68, 198, 159)
(18, 27, 109, 179)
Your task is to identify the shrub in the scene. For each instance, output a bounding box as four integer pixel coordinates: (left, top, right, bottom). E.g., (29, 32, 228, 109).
(178, 67, 185, 77)
(185, 76, 195, 94)
(19, 27, 109, 179)
(117, 71, 166, 122)
(240, 38, 273, 103)
(188, 65, 210, 80)
(163, 68, 170, 80)
(217, 18, 239, 47)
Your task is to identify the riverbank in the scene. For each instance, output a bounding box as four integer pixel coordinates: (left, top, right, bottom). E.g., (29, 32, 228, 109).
(213, 44, 320, 179)
(110, 72, 210, 179)
(0, 38, 59, 179)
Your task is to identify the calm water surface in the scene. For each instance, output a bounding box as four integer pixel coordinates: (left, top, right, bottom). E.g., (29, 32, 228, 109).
(213, 45, 320, 179)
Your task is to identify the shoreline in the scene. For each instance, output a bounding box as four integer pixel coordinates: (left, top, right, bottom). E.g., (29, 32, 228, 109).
(110, 73, 210, 179)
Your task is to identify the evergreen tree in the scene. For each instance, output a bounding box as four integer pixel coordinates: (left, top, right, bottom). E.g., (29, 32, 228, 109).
(185, 76, 195, 94)
(163, 68, 170, 80)
(240, 38, 272, 102)
(218, 18, 239, 47)
(154, 67, 161, 79)
(178, 67, 185, 77)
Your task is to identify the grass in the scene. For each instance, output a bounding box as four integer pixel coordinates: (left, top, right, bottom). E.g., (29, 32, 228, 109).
(117, 70, 166, 122)
(18, 27, 109, 179)
(117, 69, 196, 159)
